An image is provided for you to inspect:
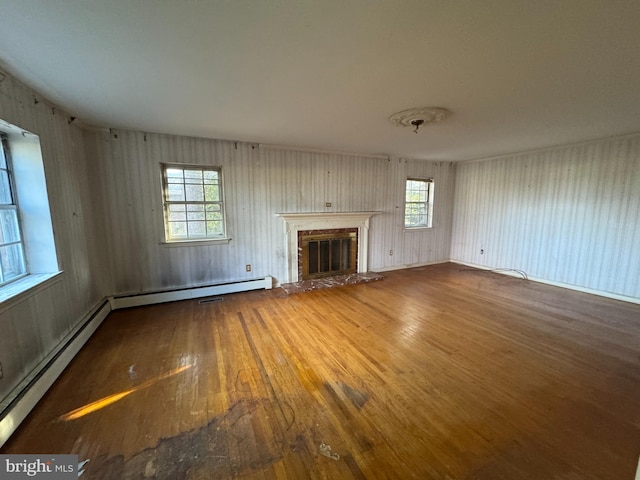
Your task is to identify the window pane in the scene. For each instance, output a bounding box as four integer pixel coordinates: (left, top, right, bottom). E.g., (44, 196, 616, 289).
(184, 169, 203, 182)
(187, 221, 206, 237)
(166, 168, 184, 179)
(0, 243, 26, 281)
(203, 170, 218, 183)
(167, 184, 185, 201)
(0, 140, 6, 169)
(406, 180, 428, 202)
(205, 204, 222, 221)
(0, 208, 21, 243)
(185, 184, 204, 201)
(406, 203, 426, 215)
(405, 214, 427, 227)
(168, 204, 186, 221)
(206, 221, 223, 236)
(204, 185, 219, 202)
(168, 221, 187, 239)
(187, 210, 205, 221)
(187, 204, 204, 220)
(0, 170, 12, 204)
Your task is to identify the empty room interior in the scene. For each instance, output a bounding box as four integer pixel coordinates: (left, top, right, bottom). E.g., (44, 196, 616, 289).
(0, 2, 639, 479)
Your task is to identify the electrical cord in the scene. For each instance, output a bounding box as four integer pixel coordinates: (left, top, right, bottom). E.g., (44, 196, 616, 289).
(458, 267, 529, 280)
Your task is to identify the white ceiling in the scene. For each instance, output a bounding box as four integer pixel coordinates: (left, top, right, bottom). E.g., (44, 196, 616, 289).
(1, 1, 639, 161)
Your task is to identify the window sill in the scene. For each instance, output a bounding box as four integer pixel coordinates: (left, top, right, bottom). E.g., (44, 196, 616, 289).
(404, 226, 433, 231)
(161, 238, 231, 247)
(0, 272, 64, 313)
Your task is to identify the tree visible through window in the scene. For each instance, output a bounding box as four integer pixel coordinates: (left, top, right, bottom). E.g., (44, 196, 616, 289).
(0, 136, 27, 284)
(404, 178, 434, 228)
(162, 164, 226, 241)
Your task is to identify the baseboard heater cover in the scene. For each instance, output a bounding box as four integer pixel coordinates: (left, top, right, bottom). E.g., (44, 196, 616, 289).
(0, 299, 112, 448)
(109, 276, 273, 310)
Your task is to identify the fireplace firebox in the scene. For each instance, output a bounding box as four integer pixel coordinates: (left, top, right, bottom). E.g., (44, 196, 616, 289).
(299, 229, 357, 280)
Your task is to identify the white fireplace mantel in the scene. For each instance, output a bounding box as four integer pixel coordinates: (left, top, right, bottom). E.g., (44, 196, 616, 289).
(276, 212, 381, 283)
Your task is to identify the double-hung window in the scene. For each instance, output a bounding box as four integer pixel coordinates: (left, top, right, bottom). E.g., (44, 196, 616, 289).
(162, 164, 226, 242)
(404, 178, 434, 229)
(0, 119, 58, 302)
(0, 136, 26, 285)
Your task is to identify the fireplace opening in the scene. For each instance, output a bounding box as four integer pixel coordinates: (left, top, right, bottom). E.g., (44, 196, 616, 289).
(299, 229, 357, 280)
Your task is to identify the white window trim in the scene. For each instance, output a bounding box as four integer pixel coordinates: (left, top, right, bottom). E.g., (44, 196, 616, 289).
(0, 119, 61, 305)
(404, 177, 435, 230)
(161, 162, 229, 243)
(0, 136, 27, 286)
(160, 238, 231, 247)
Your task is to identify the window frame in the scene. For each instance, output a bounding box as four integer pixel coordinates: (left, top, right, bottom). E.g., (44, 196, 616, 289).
(161, 163, 228, 244)
(404, 177, 434, 229)
(0, 135, 28, 286)
(0, 118, 60, 307)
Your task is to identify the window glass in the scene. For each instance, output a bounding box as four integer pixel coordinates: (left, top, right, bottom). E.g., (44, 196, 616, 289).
(404, 178, 434, 228)
(0, 136, 27, 284)
(162, 164, 225, 242)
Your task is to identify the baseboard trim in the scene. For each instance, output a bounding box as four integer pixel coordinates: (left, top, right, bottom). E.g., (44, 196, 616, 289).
(0, 299, 111, 448)
(109, 276, 273, 310)
(371, 259, 449, 273)
(450, 260, 640, 305)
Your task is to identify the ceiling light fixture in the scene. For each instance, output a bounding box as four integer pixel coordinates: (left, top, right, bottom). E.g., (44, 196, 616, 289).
(389, 107, 450, 133)
(410, 119, 424, 133)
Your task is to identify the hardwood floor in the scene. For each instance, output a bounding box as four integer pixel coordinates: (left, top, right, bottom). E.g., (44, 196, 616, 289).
(3, 263, 640, 479)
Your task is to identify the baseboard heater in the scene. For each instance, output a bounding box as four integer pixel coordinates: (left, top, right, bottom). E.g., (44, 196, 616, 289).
(0, 299, 112, 448)
(0, 277, 273, 447)
(109, 276, 273, 310)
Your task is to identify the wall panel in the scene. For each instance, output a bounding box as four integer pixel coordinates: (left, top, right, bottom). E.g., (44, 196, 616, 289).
(451, 134, 640, 300)
(88, 132, 456, 291)
(0, 71, 110, 406)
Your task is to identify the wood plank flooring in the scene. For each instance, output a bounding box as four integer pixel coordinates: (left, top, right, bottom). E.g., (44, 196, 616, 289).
(2, 263, 640, 479)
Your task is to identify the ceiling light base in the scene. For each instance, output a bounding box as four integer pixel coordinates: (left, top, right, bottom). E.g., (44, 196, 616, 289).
(389, 107, 450, 130)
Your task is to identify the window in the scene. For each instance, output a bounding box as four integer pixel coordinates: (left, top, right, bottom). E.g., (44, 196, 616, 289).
(404, 178, 434, 228)
(0, 119, 58, 303)
(0, 136, 27, 285)
(162, 164, 226, 242)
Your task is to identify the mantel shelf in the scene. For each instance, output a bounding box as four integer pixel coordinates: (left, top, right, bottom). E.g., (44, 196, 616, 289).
(276, 211, 381, 219)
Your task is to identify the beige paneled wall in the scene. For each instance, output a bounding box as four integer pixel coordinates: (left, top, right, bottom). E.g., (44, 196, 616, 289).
(451, 134, 640, 300)
(0, 71, 110, 405)
(88, 130, 456, 292)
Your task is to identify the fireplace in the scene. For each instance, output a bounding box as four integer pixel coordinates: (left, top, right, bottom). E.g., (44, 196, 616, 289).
(299, 229, 357, 280)
(277, 212, 380, 283)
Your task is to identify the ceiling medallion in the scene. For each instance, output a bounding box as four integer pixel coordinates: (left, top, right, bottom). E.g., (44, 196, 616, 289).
(389, 107, 450, 133)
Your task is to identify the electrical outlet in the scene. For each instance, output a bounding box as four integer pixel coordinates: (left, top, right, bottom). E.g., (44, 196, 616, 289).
(389, 249, 393, 256)
(480, 249, 484, 255)
(245, 264, 252, 272)
(325, 202, 332, 208)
